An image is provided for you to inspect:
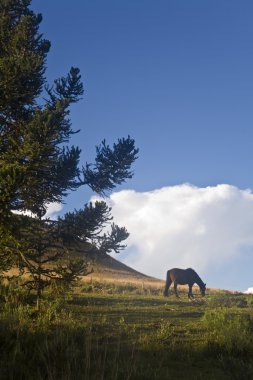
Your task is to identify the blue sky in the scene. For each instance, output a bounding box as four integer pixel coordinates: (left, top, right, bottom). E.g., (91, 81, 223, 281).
(32, 1, 253, 291)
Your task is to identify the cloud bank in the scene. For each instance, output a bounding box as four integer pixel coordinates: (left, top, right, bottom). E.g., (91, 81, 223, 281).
(92, 184, 253, 290)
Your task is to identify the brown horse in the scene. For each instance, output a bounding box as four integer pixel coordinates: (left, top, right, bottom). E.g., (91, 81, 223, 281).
(163, 268, 206, 299)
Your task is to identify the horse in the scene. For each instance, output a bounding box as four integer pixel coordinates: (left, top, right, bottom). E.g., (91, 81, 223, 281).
(163, 268, 206, 299)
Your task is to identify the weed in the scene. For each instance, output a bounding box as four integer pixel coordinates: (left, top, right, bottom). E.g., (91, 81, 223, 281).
(156, 319, 175, 342)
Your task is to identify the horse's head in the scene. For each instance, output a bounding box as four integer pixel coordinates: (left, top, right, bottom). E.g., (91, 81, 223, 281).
(200, 283, 206, 297)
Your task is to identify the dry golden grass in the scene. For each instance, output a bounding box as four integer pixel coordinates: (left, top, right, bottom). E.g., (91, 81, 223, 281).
(81, 271, 165, 288)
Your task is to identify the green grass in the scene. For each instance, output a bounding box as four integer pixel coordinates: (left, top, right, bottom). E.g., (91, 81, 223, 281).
(1, 284, 253, 379)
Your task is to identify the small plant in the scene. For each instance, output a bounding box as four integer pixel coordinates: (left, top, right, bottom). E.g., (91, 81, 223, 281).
(1, 277, 31, 307)
(156, 319, 175, 342)
(81, 283, 93, 293)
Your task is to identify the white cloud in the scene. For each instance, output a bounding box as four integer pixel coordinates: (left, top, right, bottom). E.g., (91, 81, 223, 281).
(13, 202, 63, 219)
(91, 184, 253, 290)
(45, 203, 63, 219)
(244, 288, 253, 294)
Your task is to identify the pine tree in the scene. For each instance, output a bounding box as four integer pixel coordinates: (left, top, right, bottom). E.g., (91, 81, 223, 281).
(0, 0, 138, 308)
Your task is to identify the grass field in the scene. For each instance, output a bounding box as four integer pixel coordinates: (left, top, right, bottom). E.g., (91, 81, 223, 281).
(1, 282, 253, 379)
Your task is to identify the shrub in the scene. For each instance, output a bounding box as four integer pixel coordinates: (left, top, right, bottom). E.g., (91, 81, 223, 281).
(202, 309, 253, 354)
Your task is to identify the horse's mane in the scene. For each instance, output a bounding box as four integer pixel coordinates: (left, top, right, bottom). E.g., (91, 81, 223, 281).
(186, 268, 204, 286)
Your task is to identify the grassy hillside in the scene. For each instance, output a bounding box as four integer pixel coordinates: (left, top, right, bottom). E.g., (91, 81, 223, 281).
(1, 246, 250, 379)
(1, 278, 253, 379)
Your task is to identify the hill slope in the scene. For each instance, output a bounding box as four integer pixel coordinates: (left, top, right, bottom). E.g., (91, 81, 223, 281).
(74, 244, 164, 287)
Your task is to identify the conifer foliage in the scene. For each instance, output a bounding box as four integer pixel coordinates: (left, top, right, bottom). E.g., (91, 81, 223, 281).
(0, 0, 138, 307)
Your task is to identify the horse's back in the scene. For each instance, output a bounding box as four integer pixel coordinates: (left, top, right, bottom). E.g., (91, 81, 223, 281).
(167, 268, 197, 284)
(168, 268, 188, 275)
(167, 268, 181, 277)
(168, 268, 185, 283)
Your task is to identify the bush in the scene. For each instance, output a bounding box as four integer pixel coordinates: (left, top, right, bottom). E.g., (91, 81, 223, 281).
(202, 309, 253, 354)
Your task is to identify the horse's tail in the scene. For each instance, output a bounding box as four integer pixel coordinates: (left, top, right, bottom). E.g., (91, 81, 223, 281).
(163, 270, 172, 296)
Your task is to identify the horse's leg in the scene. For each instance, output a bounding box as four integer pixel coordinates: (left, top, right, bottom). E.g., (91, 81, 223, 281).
(163, 273, 172, 296)
(188, 285, 193, 299)
(174, 282, 179, 298)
